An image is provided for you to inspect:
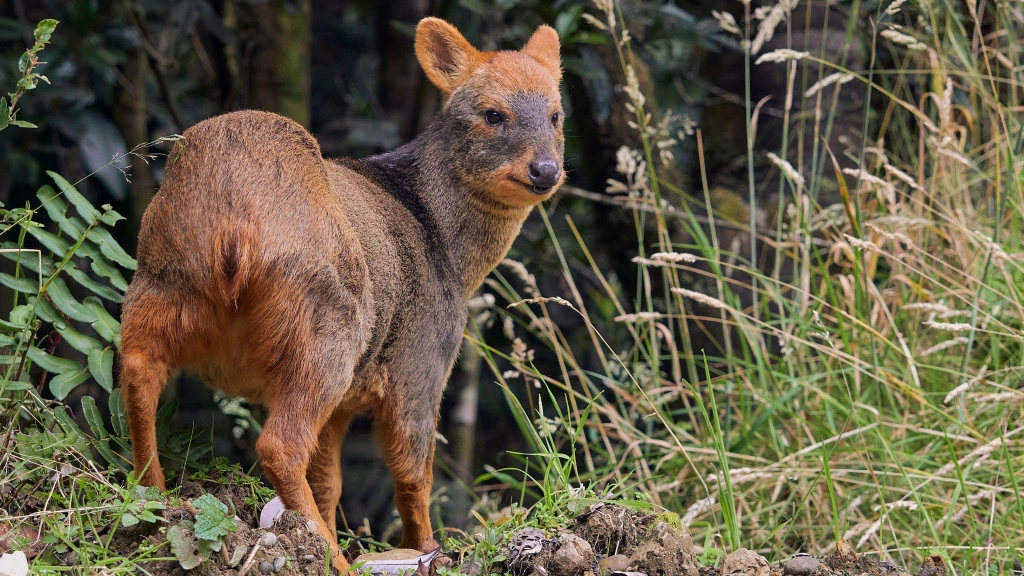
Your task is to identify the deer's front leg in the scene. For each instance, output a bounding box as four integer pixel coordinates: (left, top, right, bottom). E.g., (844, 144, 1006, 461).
(374, 394, 438, 551)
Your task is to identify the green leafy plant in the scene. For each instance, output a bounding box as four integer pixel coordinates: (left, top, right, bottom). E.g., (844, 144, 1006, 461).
(0, 169, 133, 401)
(117, 484, 166, 528)
(0, 18, 57, 131)
(167, 494, 239, 570)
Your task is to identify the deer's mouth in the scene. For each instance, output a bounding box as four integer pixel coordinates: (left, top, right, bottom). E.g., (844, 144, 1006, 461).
(508, 177, 553, 195)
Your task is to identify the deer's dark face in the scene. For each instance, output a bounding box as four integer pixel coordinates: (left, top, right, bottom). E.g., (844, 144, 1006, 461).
(416, 20, 564, 207)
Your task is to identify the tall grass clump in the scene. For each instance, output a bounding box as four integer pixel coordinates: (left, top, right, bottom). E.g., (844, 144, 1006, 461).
(478, 0, 1024, 573)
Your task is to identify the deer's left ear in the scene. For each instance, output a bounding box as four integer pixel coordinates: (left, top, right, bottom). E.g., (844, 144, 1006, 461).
(416, 17, 483, 96)
(522, 25, 561, 82)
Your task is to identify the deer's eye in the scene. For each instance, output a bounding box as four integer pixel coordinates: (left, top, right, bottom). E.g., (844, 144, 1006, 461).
(551, 112, 561, 125)
(484, 110, 505, 126)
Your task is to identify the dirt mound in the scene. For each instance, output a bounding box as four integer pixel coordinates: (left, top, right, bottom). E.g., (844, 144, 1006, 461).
(573, 503, 652, 557)
(496, 505, 699, 576)
(110, 505, 332, 575)
(100, 471, 333, 574)
(491, 506, 946, 576)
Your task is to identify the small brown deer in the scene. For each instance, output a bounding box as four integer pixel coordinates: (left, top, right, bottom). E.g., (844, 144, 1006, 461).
(119, 17, 563, 570)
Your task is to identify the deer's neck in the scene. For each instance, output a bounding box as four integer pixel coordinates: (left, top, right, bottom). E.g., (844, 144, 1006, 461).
(362, 127, 531, 298)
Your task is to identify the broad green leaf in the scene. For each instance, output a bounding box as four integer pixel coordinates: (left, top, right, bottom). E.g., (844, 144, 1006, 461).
(53, 408, 85, 441)
(136, 510, 160, 523)
(87, 348, 114, 392)
(34, 19, 58, 43)
(192, 494, 237, 542)
(56, 323, 101, 354)
(27, 346, 82, 374)
(0, 319, 29, 332)
(49, 370, 89, 400)
(66, 267, 123, 303)
(134, 485, 162, 501)
(83, 297, 120, 343)
(99, 207, 126, 226)
(9, 120, 37, 129)
(30, 296, 66, 328)
(81, 396, 109, 438)
(10, 304, 35, 326)
(0, 272, 39, 293)
(37, 185, 85, 237)
(87, 256, 128, 292)
(86, 228, 137, 270)
(47, 171, 101, 225)
(26, 226, 70, 258)
(45, 277, 97, 323)
(75, 243, 129, 290)
(121, 513, 139, 527)
(109, 389, 127, 437)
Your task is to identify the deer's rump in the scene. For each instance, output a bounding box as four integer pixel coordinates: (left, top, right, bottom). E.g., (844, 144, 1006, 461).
(123, 110, 374, 401)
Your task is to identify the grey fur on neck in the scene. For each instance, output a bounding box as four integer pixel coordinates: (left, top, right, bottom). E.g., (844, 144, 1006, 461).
(359, 121, 532, 297)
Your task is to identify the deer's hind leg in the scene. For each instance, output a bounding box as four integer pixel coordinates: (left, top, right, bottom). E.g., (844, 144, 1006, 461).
(306, 408, 354, 536)
(245, 266, 370, 570)
(120, 284, 220, 490)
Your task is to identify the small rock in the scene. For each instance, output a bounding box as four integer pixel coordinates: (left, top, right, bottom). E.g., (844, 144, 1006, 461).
(783, 555, 820, 576)
(306, 519, 318, 533)
(63, 551, 78, 566)
(628, 521, 698, 576)
(273, 556, 286, 572)
(302, 555, 316, 563)
(918, 555, 947, 576)
(296, 546, 305, 554)
(260, 532, 278, 548)
(0, 551, 28, 576)
(552, 533, 595, 576)
(720, 548, 769, 576)
(599, 554, 631, 575)
(260, 496, 285, 529)
(835, 540, 857, 562)
(508, 527, 547, 564)
(257, 561, 274, 574)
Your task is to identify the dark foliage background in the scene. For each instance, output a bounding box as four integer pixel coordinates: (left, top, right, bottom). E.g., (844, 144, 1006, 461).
(0, 0, 862, 539)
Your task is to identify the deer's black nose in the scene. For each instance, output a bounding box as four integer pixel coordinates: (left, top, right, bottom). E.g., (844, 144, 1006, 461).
(527, 160, 561, 191)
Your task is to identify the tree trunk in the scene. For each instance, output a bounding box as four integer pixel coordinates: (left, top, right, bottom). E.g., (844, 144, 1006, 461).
(377, 0, 430, 140)
(244, 0, 312, 127)
(112, 42, 156, 245)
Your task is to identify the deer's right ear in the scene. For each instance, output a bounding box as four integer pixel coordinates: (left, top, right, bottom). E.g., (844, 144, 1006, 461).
(416, 18, 481, 96)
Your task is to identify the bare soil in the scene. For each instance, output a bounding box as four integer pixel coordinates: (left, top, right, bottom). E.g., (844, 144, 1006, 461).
(493, 504, 947, 576)
(10, 467, 949, 576)
(107, 473, 333, 576)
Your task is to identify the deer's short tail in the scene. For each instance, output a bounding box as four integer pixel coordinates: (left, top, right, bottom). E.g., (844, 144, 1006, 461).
(211, 226, 257, 308)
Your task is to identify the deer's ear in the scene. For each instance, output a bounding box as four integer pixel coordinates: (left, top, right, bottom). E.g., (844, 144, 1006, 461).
(416, 18, 481, 95)
(522, 25, 561, 82)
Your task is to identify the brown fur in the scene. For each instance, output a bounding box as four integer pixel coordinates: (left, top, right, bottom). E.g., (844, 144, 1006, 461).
(119, 18, 563, 571)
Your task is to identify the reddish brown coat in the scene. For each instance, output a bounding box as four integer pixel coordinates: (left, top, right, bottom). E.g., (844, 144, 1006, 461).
(120, 18, 564, 571)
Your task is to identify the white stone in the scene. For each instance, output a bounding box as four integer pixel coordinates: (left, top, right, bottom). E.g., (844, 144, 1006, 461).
(259, 495, 285, 529)
(0, 551, 28, 576)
